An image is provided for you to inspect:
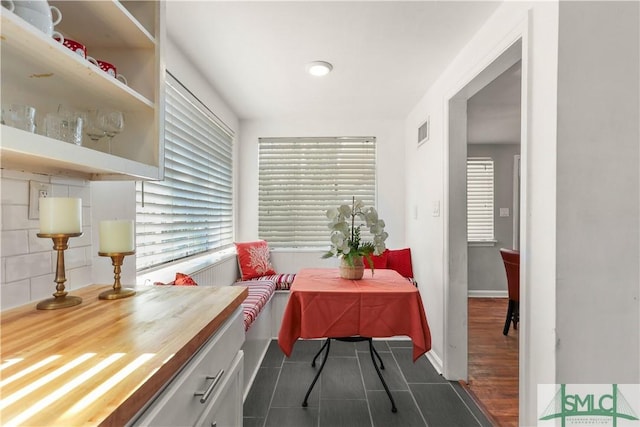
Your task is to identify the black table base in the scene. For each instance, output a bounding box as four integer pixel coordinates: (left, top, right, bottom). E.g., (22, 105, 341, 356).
(301, 337, 397, 413)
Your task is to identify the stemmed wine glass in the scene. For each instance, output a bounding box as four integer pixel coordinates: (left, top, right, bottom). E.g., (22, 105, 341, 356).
(85, 109, 124, 153)
(85, 110, 106, 143)
(102, 110, 124, 154)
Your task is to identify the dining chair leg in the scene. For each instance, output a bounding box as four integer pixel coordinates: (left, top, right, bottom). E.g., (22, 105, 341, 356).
(503, 300, 514, 336)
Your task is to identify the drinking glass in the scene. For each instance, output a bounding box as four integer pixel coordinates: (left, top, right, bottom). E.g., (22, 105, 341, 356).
(102, 110, 125, 153)
(85, 109, 107, 143)
(44, 112, 83, 145)
(2, 104, 36, 133)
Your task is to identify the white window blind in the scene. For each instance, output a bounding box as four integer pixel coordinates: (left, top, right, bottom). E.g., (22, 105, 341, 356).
(258, 137, 376, 248)
(467, 157, 495, 242)
(136, 73, 234, 271)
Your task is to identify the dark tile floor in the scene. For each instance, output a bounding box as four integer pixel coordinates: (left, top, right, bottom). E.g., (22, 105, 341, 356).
(243, 339, 493, 427)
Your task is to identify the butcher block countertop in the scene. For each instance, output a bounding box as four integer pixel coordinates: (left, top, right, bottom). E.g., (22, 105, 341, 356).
(0, 284, 248, 426)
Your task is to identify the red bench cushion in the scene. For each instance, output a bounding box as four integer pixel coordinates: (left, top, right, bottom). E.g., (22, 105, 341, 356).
(233, 279, 276, 331)
(247, 273, 296, 291)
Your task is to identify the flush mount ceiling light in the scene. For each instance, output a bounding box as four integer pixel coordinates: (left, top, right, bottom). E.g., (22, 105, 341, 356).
(307, 61, 333, 77)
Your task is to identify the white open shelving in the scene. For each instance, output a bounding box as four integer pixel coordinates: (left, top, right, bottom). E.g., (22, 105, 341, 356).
(0, 0, 164, 180)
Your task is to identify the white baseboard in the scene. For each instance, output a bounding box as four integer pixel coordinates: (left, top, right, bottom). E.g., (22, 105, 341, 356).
(425, 350, 443, 375)
(468, 290, 508, 298)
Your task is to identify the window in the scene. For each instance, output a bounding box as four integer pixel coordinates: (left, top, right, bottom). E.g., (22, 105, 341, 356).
(136, 73, 234, 271)
(467, 157, 494, 242)
(258, 137, 376, 248)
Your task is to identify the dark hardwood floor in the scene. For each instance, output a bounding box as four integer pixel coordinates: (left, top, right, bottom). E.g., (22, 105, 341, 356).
(466, 297, 519, 427)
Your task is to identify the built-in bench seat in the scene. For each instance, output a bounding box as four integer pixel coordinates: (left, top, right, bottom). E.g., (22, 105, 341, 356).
(245, 273, 297, 291)
(232, 279, 276, 331)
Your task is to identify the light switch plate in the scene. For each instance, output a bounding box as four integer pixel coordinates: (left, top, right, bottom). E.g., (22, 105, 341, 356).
(29, 181, 52, 220)
(432, 201, 440, 217)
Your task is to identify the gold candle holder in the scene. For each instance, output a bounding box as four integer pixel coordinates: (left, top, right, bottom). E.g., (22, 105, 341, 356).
(98, 251, 136, 300)
(36, 233, 83, 310)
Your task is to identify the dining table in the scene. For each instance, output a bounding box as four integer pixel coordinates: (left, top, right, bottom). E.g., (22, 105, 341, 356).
(278, 267, 432, 412)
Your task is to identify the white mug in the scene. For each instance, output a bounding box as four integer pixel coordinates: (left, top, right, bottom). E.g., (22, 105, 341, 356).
(12, 3, 62, 37)
(1, 0, 15, 12)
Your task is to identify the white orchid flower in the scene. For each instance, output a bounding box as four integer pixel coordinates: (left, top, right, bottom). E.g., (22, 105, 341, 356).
(326, 207, 340, 220)
(373, 231, 388, 244)
(330, 232, 345, 246)
(354, 199, 365, 210)
(333, 221, 349, 235)
(364, 208, 378, 226)
(374, 242, 386, 254)
(338, 204, 352, 217)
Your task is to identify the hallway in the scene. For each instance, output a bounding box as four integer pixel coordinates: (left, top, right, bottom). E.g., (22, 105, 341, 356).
(466, 297, 519, 426)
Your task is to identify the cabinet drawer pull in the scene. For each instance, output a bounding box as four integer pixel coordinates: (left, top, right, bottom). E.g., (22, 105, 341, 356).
(194, 369, 224, 403)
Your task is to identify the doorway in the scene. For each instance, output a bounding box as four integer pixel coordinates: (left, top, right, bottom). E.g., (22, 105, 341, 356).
(443, 35, 527, 420)
(465, 60, 522, 425)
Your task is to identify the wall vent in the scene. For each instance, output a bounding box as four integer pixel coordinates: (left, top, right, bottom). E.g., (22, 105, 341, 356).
(418, 116, 430, 145)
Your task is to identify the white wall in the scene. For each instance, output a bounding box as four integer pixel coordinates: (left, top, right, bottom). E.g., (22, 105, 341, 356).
(404, 1, 560, 424)
(468, 143, 520, 293)
(237, 118, 406, 252)
(555, 1, 639, 383)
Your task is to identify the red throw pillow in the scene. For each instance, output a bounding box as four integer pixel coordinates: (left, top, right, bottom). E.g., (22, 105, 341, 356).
(367, 249, 389, 269)
(235, 240, 276, 280)
(387, 248, 414, 278)
(174, 272, 198, 286)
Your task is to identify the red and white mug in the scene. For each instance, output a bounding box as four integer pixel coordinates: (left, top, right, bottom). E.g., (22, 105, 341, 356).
(88, 58, 128, 85)
(57, 37, 87, 58)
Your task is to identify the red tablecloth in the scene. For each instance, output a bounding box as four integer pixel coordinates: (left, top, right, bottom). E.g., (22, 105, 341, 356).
(278, 268, 432, 361)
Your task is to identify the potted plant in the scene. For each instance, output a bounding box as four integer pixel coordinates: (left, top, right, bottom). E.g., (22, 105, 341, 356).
(322, 197, 388, 279)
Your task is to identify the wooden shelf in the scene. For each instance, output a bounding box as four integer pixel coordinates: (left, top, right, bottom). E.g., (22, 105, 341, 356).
(0, 125, 158, 180)
(0, 2, 164, 181)
(51, 0, 155, 48)
(1, 10, 154, 110)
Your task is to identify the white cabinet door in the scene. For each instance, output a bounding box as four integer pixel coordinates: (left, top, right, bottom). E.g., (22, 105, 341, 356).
(129, 309, 244, 427)
(196, 351, 244, 427)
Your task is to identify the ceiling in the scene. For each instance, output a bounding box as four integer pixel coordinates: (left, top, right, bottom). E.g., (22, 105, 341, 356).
(166, 1, 502, 121)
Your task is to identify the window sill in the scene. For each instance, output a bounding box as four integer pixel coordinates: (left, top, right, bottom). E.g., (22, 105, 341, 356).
(136, 247, 237, 285)
(468, 240, 497, 247)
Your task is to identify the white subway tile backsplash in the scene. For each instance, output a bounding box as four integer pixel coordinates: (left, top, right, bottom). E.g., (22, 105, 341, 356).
(69, 186, 91, 204)
(1, 280, 30, 310)
(29, 229, 53, 252)
(1, 205, 31, 230)
(52, 176, 90, 187)
(74, 227, 92, 247)
(5, 252, 52, 282)
(0, 169, 43, 181)
(0, 171, 121, 309)
(1, 230, 29, 257)
(30, 274, 56, 301)
(82, 207, 92, 227)
(67, 266, 92, 290)
(66, 246, 87, 269)
(1, 178, 29, 204)
(50, 184, 70, 197)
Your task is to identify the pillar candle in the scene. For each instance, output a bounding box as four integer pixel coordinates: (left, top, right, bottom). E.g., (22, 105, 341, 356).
(99, 220, 135, 253)
(39, 197, 82, 234)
